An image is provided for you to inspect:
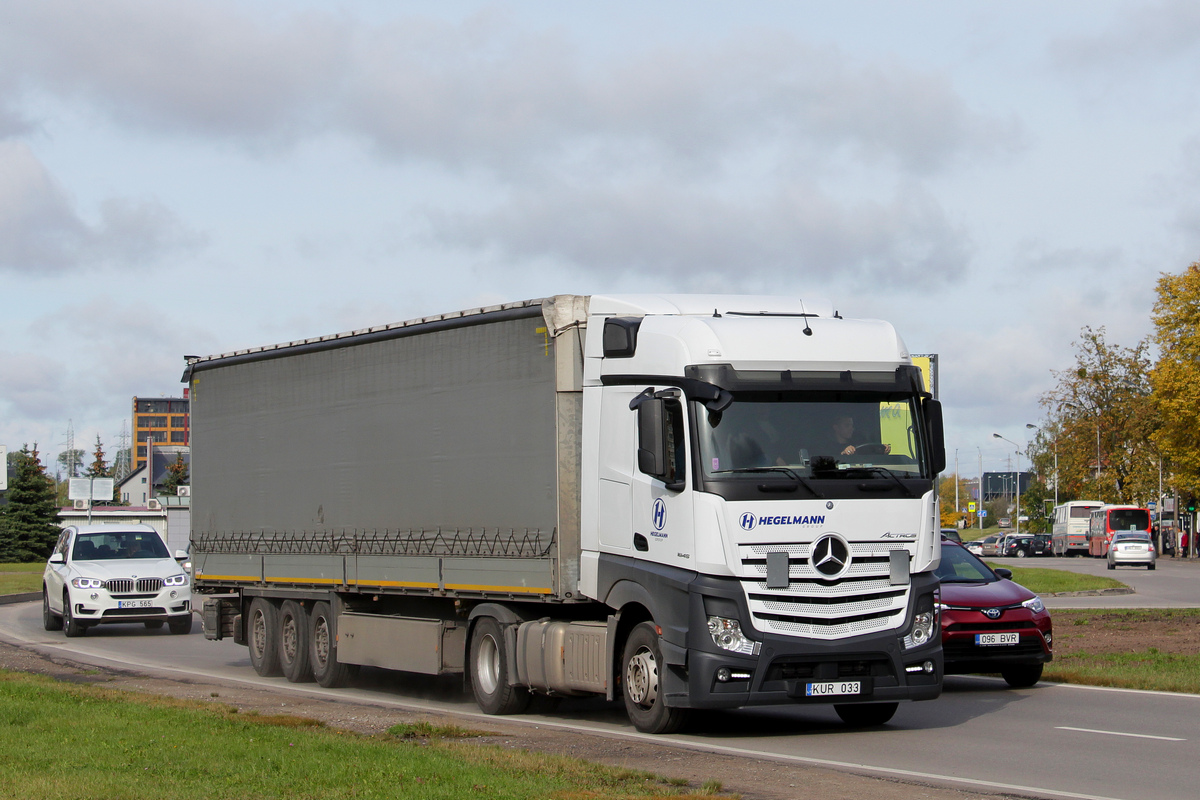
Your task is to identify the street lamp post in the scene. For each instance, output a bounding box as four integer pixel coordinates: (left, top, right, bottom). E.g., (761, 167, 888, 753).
(994, 433, 1022, 535)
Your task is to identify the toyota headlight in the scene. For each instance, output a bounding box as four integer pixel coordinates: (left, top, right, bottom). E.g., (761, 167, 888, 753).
(706, 616, 761, 655)
(1022, 596, 1045, 614)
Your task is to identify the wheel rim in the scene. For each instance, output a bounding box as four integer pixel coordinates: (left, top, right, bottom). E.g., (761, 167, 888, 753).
(476, 633, 500, 695)
(63, 596, 73, 628)
(625, 645, 658, 708)
(281, 616, 297, 663)
(313, 616, 330, 668)
(251, 609, 266, 660)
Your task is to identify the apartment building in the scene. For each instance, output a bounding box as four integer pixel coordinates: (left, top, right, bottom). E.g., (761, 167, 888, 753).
(133, 395, 189, 473)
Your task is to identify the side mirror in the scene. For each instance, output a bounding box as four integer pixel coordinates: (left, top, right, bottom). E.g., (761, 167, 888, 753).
(174, 550, 189, 560)
(636, 397, 666, 476)
(994, 567, 1013, 580)
(924, 399, 947, 474)
(48, 553, 65, 564)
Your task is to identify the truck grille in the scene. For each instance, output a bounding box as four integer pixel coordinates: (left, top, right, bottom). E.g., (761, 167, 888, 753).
(104, 578, 163, 594)
(738, 541, 912, 640)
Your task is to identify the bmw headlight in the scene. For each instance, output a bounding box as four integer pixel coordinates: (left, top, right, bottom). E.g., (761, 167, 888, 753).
(163, 574, 189, 587)
(70, 577, 104, 589)
(706, 616, 761, 655)
(1022, 596, 1045, 614)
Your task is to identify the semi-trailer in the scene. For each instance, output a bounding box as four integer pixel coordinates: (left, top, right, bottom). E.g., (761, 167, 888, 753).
(187, 294, 945, 732)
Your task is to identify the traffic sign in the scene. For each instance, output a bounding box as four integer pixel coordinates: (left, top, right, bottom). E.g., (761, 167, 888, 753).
(979, 509, 988, 517)
(1148, 501, 1157, 510)
(968, 502, 976, 512)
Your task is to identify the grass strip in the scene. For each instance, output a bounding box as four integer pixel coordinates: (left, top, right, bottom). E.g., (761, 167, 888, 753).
(0, 670, 727, 800)
(1044, 649, 1200, 693)
(981, 562, 1127, 594)
(1043, 609, 1200, 693)
(0, 563, 44, 596)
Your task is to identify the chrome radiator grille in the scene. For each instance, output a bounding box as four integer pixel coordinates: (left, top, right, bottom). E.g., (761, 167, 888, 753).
(738, 541, 912, 640)
(104, 578, 163, 594)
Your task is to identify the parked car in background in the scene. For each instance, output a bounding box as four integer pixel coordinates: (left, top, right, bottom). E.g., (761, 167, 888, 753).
(1107, 531, 1157, 570)
(1031, 534, 1052, 557)
(980, 535, 1002, 557)
(42, 524, 193, 637)
(999, 517, 1012, 529)
(1002, 535, 1035, 558)
(935, 540, 1053, 687)
(941, 528, 962, 543)
(964, 539, 984, 556)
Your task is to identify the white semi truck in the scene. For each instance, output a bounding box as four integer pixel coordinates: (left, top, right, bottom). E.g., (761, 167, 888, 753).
(188, 294, 945, 733)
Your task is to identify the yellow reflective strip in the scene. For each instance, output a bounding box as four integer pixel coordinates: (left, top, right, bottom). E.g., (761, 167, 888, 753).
(195, 574, 259, 582)
(349, 579, 439, 589)
(443, 583, 553, 594)
(264, 576, 344, 585)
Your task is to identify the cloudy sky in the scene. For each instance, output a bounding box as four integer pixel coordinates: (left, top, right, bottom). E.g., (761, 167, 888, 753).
(3, 0, 1197, 479)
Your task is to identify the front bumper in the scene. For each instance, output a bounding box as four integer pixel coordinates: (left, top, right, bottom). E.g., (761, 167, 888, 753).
(68, 588, 193, 624)
(940, 613, 1052, 675)
(661, 573, 942, 710)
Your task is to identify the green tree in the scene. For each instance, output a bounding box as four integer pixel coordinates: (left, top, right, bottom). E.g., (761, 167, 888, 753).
(1034, 327, 1158, 506)
(161, 453, 189, 497)
(938, 474, 972, 528)
(56, 448, 85, 478)
(0, 444, 61, 561)
(1151, 263, 1200, 496)
(85, 435, 119, 504)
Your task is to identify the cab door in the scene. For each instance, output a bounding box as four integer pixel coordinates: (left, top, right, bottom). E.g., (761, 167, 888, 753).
(629, 389, 695, 569)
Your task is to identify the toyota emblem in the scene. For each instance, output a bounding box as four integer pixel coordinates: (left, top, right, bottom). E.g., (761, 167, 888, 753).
(984, 608, 1001, 620)
(810, 534, 851, 579)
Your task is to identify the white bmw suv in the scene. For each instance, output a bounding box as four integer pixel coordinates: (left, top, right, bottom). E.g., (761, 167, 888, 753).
(43, 524, 193, 637)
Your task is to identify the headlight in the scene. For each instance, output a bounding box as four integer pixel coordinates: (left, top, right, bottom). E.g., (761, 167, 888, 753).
(1022, 596, 1045, 614)
(903, 594, 938, 650)
(706, 616, 761, 655)
(70, 577, 104, 589)
(163, 574, 189, 586)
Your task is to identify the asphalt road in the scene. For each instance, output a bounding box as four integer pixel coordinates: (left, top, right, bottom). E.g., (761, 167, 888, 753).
(3, 600, 1199, 800)
(990, 552, 1200, 609)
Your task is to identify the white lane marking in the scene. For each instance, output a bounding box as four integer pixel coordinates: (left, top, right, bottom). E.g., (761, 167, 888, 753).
(1056, 726, 1185, 742)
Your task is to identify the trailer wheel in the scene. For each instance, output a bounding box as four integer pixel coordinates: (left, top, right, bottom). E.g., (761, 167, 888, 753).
(834, 702, 898, 726)
(308, 601, 357, 688)
(248, 598, 282, 676)
(620, 622, 687, 734)
(469, 617, 530, 715)
(279, 600, 313, 683)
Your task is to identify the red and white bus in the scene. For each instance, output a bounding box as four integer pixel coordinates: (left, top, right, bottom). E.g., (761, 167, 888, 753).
(1088, 505, 1152, 557)
(1051, 501, 1103, 556)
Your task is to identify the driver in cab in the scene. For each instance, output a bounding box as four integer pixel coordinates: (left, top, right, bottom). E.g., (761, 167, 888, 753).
(832, 415, 890, 456)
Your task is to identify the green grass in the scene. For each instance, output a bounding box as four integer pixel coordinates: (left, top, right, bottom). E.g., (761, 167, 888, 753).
(1044, 609, 1200, 693)
(981, 562, 1127, 594)
(0, 563, 44, 596)
(0, 670, 728, 800)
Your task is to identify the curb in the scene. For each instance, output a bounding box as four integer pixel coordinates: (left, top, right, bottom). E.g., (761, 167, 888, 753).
(0, 592, 39, 606)
(1046, 587, 1136, 597)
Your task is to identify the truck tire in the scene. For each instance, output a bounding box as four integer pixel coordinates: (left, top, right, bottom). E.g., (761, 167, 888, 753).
(469, 616, 530, 715)
(62, 592, 87, 638)
(620, 622, 687, 734)
(42, 588, 62, 631)
(248, 598, 282, 676)
(308, 601, 357, 688)
(279, 600, 313, 683)
(834, 702, 898, 726)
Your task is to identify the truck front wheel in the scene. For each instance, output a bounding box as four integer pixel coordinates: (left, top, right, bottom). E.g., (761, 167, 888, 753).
(469, 617, 530, 715)
(834, 702, 898, 726)
(279, 600, 312, 683)
(620, 622, 687, 734)
(308, 601, 357, 688)
(248, 598, 282, 676)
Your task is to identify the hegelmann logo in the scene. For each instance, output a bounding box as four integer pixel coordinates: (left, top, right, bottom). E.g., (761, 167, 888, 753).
(652, 498, 666, 531)
(739, 514, 826, 531)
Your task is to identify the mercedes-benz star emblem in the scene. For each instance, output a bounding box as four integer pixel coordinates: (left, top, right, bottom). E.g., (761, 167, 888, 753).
(810, 534, 850, 579)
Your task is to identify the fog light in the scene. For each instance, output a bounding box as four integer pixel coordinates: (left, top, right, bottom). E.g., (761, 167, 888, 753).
(89, 593, 98, 601)
(716, 667, 731, 683)
(923, 660, 934, 674)
(170, 590, 177, 599)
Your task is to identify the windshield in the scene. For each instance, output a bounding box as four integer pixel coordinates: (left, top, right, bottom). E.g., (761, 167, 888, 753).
(72, 531, 170, 560)
(697, 395, 929, 480)
(935, 543, 996, 583)
(1109, 509, 1150, 531)
(1113, 532, 1151, 543)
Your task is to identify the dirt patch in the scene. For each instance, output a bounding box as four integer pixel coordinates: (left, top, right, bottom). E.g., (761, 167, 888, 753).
(1050, 609, 1200, 655)
(1, 637, 1026, 800)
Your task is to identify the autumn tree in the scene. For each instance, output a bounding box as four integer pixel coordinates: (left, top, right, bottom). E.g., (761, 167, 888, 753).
(1151, 263, 1200, 496)
(1032, 327, 1158, 506)
(161, 452, 189, 497)
(0, 444, 61, 561)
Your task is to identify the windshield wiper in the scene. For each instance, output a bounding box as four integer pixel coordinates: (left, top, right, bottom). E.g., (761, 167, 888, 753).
(716, 467, 825, 498)
(844, 466, 915, 497)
